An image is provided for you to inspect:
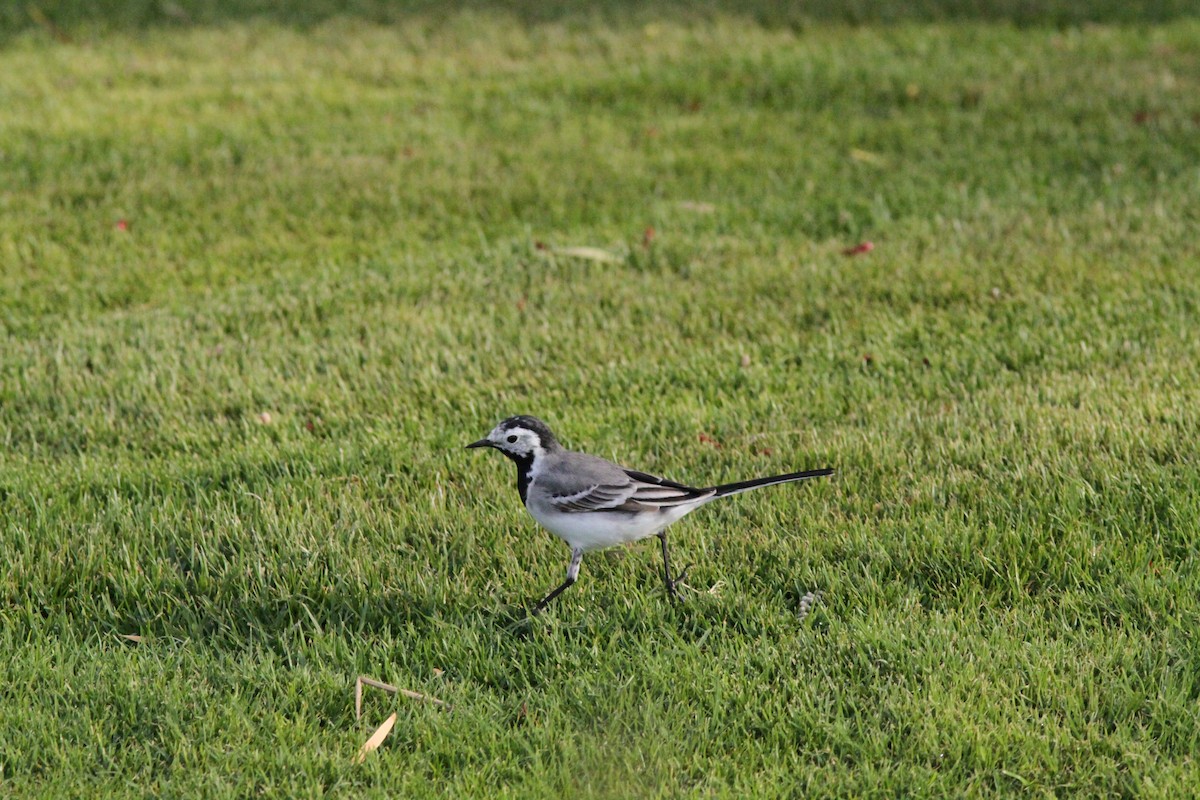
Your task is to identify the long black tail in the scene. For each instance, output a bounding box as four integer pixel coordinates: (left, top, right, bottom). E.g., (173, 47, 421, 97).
(707, 468, 834, 498)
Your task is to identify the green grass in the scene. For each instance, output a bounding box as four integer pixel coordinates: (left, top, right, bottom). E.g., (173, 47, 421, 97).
(2, 2, 1200, 796)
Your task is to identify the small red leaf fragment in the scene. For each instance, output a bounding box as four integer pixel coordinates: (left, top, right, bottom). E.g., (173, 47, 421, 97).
(698, 433, 722, 448)
(842, 241, 873, 256)
(116, 219, 129, 231)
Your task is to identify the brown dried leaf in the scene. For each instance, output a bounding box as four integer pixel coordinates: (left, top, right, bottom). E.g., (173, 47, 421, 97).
(353, 713, 397, 764)
(554, 246, 621, 263)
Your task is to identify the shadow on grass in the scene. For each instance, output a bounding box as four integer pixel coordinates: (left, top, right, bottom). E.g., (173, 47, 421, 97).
(5, 0, 1198, 44)
(94, 571, 548, 655)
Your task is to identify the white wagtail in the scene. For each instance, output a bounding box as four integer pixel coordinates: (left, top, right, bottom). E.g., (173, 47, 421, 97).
(467, 415, 833, 613)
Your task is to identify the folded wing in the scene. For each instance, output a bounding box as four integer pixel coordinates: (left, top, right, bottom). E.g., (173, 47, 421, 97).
(546, 471, 714, 514)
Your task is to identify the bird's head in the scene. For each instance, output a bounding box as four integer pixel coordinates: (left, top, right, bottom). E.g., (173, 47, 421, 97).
(466, 415, 560, 462)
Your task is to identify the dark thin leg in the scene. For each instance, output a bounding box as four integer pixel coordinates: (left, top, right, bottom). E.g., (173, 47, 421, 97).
(657, 531, 692, 601)
(532, 548, 583, 615)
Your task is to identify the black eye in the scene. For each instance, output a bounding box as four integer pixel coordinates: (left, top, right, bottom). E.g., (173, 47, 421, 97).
(507, 435, 518, 443)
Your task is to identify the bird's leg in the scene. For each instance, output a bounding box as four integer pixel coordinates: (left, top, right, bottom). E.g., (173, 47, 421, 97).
(532, 548, 583, 615)
(657, 532, 692, 600)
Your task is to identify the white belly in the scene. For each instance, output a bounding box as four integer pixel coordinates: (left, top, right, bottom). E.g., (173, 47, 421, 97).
(527, 502, 696, 551)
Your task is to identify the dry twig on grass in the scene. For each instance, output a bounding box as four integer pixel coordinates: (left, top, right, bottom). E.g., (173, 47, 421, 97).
(355, 675, 451, 720)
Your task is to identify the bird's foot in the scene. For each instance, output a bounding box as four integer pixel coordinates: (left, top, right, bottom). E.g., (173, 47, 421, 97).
(666, 563, 694, 601)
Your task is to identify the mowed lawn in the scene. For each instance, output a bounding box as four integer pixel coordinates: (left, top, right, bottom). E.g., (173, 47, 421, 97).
(2, 2, 1199, 796)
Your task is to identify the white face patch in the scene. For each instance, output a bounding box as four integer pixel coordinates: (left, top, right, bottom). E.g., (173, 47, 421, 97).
(490, 425, 542, 458)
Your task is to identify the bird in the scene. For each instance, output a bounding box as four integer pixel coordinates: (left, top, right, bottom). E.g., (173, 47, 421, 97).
(467, 415, 833, 614)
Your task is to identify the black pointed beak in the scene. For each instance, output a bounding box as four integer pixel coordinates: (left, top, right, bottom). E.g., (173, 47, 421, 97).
(466, 439, 493, 450)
